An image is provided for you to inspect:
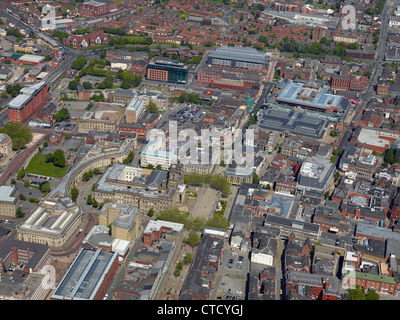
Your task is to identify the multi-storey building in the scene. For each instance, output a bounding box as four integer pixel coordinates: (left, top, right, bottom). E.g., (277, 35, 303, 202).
(146, 58, 188, 84)
(78, 0, 117, 18)
(126, 95, 146, 123)
(8, 81, 49, 123)
(17, 197, 83, 248)
(93, 164, 184, 214)
(0, 186, 18, 217)
(77, 106, 123, 133)
(98, 203, 140, 243)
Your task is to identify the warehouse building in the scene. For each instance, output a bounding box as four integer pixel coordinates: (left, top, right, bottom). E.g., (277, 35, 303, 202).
(206, 46, 270, 71)
(51, 248, 118, 300)
(275, 80, 350, 115)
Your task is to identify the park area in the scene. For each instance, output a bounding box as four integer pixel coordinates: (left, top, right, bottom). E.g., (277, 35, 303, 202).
(25, 154, 69, 178)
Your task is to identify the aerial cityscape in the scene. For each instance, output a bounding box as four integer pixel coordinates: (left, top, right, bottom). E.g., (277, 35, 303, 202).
(0, 0, 398, 306)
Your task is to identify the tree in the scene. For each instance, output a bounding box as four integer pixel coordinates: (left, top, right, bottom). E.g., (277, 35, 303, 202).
(123, 151, 134, 164)
(82, 82, 93, 90)
(0, 123, 32, 150)
(68, 79, 79, 90)
(24, 180, 30, 188)
(52, 149, 66, 168)
(147, 208, 154, 217)
(366, 290, 379, 300)
(119, 71, 141, 89)
(87, 194, 93, 205)
(17, 167, 25, 180)
(71, 54, 87, 70)
(92, 199, 99, 208)
(252, 172, 260, 184)
(52, 30, 69, 41)
(146, 101, 160, 114)
(347, 284, 379, 300)
(206, 214, 229, 230)
(6, 83, 23, 96)
(15, 207, 24, 219)
(103, 74, 114, 89)
(183, 232, 201, 247)
(39, 181, 51, 193)
(71, 186, 79, 202)
(82, 170, 94, 181)
(384, 148, 399, 165)
(183, 253, 193, 264)
(19, 194, 26, 201)
(54, 108, 70, 122)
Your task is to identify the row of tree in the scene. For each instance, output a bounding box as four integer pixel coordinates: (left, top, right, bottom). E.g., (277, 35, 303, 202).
(156, 206, 229, 231)
(183, 173, 231, 197)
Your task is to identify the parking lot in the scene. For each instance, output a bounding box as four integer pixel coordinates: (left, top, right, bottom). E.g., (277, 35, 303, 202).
(212, 246, 249, 300)
(162, 104, 210, 129)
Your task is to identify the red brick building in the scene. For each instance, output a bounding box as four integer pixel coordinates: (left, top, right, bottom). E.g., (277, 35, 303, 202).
(66, 30, 109, 48)
(77, 84, 90, 100)
(377, 80, 390, 95)
(8, 81, 49, 123)
(78, 0, 117, 18)
(142, 220, 183, 246)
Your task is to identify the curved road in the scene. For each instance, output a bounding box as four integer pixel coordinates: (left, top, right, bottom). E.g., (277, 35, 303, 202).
(0, 133, 49, 185)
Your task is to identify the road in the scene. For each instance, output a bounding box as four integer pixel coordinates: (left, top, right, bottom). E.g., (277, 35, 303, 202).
(0, 133, 49, 185)
(363, 0, 400, 102)
(2, 9, 79, 90)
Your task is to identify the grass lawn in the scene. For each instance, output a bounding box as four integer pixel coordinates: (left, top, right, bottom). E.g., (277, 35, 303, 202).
(25, 155, 69, 178)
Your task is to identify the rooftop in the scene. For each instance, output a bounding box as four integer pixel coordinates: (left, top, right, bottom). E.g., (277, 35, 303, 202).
(208, 46, 270, 65)
(0, 185, 17, 203)
(52, 248, 118, 300)
(275, 80, 349, 113)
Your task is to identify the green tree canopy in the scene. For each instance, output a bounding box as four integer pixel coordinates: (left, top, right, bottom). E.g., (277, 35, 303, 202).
(71, 186, 79, 202)
(0, 123, 32, 150)
(183, 232, 201, 247)
(347, 284, 379, 300)
(146, 101, 160, 114)
(71, 54, 87, 70)
(54, 107, 70, 122)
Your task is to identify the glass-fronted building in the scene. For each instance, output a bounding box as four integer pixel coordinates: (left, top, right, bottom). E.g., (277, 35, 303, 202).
(145, 58, 188, 84)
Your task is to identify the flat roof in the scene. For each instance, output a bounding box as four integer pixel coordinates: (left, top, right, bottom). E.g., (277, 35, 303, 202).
(208, 46, 269, 65)
(0, 186, 16, 202)
(82, 0, 107, 7)
(276, 80, 349, 112)
(257, 106, 330, 139)
(8, 81, 47, 110)
(52, 248, 118, 300)
(144, 220, 184, 234)
(357, 127, 400, 149)
(19, 54, 45, 63)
